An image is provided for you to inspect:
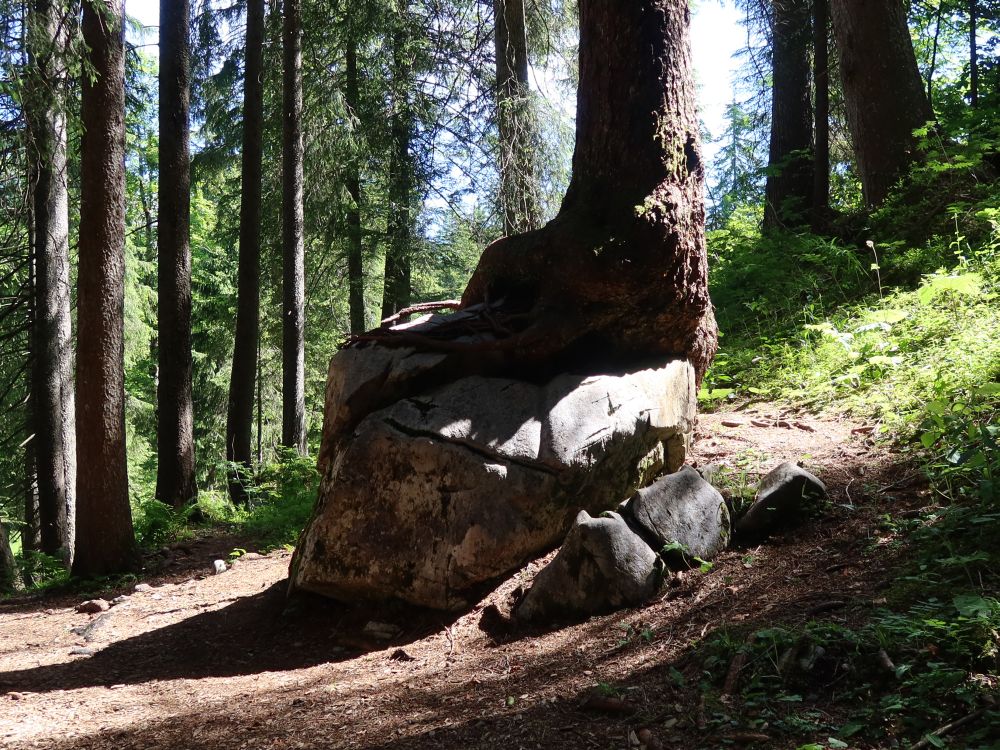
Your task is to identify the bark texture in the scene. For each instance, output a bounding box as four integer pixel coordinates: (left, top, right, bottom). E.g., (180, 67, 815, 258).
(830, 0, 933, 205)
(381, 13, 413, 322)
(812, 0, 830, 229)
(25, 0, 75, 564)
(73, 0, 137, 577)
(226, 0, 265, 502)
(345, 34, 366, 335)
(457, 0, 717, 381)
(763, 0, 814, 232)
(282, 0, 307, 455)
(0, 519, 15, 593)
(494, 0, 542, 235)
(156, 0, 197, 506)
(969, 0, 979, 107)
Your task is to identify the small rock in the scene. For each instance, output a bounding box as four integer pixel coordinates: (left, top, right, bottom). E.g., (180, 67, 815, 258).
(211, 560, 227, 575)
(8, 692, 23, 700)
(134, 583, 153, 593)
(735, 462, 827, 542)
(362, 621, 402, 640)
(76, 599, 110, 614)
(69, 647, 95, 656)
(389, 649, 416, 662)
(111, 595, 129, 605)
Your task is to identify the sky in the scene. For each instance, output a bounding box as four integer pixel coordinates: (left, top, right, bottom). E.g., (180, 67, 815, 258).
(125, 0, 745, 176)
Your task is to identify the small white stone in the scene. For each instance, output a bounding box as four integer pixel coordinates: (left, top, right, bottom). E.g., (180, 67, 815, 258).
(211, 559, 228, 575)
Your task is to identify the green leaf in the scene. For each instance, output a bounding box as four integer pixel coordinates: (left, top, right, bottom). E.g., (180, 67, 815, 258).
(827, 739, 849, 749)
(925, 733, 946, 748)
(953, 594, 997, 619)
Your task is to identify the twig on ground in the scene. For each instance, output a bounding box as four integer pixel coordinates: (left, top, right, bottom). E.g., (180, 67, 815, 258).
(911, 708, 987, 750)
(722, 632, 758, 695)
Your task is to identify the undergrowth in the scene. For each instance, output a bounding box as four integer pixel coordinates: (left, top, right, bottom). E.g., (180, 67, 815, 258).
(698, 165, 1000, 748)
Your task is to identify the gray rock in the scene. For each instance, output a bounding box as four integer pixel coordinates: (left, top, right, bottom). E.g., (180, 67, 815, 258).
(362, 621, 402, 641)
(290, 356, 696, 611)
(211, 559, 227, 575)
(134, 583, 153, 593)
(76, 599, 110, 614)
(69, 647, 96, 656)
(735, 462, 826, 542)
(516, 511, 661, 623)
(622, 465, 731, 564)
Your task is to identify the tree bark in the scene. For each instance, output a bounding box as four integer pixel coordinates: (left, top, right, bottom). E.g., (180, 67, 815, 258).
(0, 518, 16, 593)
(494, 0, 542, 235)
(381, 12, 413, 322)
(226, 0, 265, 503)
(73, 0, 137, 577)
(156, 0, 197, 506)
(830, 0, 933, 205)
(812, 0, 830, 230)
(345, 34, 366, 335)
(25, 0, 75, 565)
(282, 0, 307, 455)
(365, 0, 716, 384)
(763, 0, 814, 232)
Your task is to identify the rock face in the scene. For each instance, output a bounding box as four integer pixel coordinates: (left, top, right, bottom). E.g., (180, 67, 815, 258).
(735, 462, 826, 542)
(516, 511, 661, 623)
(289, 348, 697, 611)
(623, 465, 730, 562)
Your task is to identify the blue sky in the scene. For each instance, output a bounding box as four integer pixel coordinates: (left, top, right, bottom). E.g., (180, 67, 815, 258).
(125, 0, 745, 173)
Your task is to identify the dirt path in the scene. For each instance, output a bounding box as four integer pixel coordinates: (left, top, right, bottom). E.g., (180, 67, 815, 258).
(0, 407, 923, 750)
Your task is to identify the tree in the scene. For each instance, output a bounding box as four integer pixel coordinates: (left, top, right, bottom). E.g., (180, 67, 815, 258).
(494, 0, 542, 235)
(969, 0, 979, 106)
(812, 0, 830, 228)
(73, 0, 137, 576)
(830, 0, 933, 205)
(156, 0, 197, 506)
(282, 0, 306, 454)
(0, 518, 15, 592)
(25, 0, 75, 562)
(344, 31, 366, 334)
(380, 7, 414, 322)
(226, 0, 266, 502)
(763, 0, 814, 231)
(366, 0, 717, 384)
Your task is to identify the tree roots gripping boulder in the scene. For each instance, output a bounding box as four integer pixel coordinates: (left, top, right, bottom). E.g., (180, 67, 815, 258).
(288, 1, 718, 612)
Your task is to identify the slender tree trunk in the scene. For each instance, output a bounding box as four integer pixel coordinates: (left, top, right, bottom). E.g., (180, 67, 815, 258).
(25, 0, 75, 566)
(226, 0, 265, 503)
(345, 34, 366, 335)
(156, 0, 197, 507)
(281, 0, 306, 455)
(830, 0, 933, 205)
(969, 0, 979, 107)
(381, 13, 413, 322)
(0, 519, 16, 593)
(73, 0, 137, 577)
(812, 0, 830, 230)
(494, 0, 541, 235)
(763, 0, 814, 232)
(927, 2, 943, 111)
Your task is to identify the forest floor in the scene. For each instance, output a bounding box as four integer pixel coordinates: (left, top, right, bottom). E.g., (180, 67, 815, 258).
(0, 406, 925, 750)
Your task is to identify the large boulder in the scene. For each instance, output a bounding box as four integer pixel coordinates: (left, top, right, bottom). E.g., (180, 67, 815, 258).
(516, 511, 661, 623)
(289, 351, 697, 610)
(622, 465, 730, 563)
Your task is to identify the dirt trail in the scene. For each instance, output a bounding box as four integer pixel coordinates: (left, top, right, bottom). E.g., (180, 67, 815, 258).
(0, 407, 923, 750)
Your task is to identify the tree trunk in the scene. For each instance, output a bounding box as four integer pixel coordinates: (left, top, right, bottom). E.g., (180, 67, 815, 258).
(830, 0, 933, 205)
(969, 0, 979, 107)
(226, 0, 265, 503)
(281, 0, 306, 455)
(812, 0, 830, 230)
(381, 13, 413, 322)
(156, 0, 197, 506)
(73, 0, 137, 577)
(0, 518, 16, 593)
(494, 0, 542, 235)
(25, 0, 75, 566)
(345, 34, 366, 335)
(763, 0, 814, 232)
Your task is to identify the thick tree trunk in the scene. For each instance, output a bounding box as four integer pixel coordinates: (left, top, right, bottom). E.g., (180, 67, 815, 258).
(812, 0, 830, 230)
(494, 0, 541, 235)
(381, 15, 413, 322)
(454, 0, 716, 380)
(830, 0, 933, 205)
(73, 0, 137, 577)
(282, 0, 307, 455)
(156, 0, 197, 506)
(763, 0, 814, 232)
(0, 519, 16, 593)
(226, 0, 265, 503)
(345, 35, 366, 335)
(25, 0, 75, 565)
